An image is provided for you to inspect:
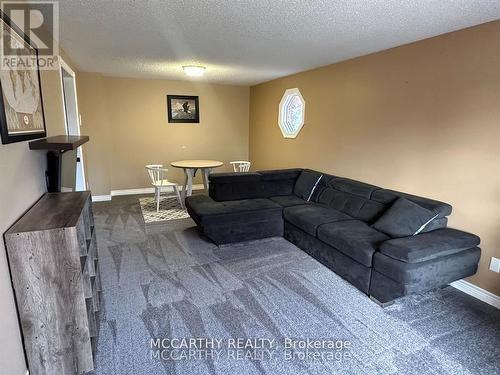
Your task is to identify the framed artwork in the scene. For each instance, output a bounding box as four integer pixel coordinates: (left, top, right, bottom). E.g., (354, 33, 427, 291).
(0, 12, 47, 144)
(167, 95, 199, 123)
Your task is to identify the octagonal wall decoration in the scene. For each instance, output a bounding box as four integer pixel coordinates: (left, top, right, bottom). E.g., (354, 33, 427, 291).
(278, 88, 305, 138)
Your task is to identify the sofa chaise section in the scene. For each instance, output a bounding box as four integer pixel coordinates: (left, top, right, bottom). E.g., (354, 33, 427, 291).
(186, 194, 283, 244)
(369, 228, 481, 303)
(187, 168, 304, 244)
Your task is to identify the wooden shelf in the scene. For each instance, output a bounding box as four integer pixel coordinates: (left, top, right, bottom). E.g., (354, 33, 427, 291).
(29, 135, 89, 151)
(5, 192, 100, 374)
(7, 192, 91, 233)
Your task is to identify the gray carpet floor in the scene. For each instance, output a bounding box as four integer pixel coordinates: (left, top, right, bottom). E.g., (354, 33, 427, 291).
(89, 195, 500, 375)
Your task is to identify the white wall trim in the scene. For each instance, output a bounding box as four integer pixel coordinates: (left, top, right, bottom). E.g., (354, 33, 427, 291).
(92, 195, 112, 202)
(450, 280, 500, 309)
(111, 188, 156, 196)
(110, 184, 204, 197)
(91, 184, 205, 202)
(58, 56, 76, 77)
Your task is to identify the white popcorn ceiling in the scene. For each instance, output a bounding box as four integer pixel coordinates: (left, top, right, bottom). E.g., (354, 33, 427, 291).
(57, 0, 500, 85)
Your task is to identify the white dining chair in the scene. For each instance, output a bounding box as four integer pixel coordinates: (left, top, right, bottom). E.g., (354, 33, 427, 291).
(230, 161, 251, 172)
(145, 164, 183, 211)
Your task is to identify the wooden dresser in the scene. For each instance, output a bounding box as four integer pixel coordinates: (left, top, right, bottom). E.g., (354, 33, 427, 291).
(4, 192, 101, 375)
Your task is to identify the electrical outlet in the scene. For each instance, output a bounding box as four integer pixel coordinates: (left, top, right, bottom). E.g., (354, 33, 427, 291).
(490, 257, 500, 273)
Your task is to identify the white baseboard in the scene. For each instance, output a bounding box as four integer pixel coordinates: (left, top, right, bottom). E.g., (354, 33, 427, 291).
(92, 195, 112, 202)
(111, 184, 204, 197)
(91, 184, 205, 202)
(111, 187, 156, 196)
(450, 280, 500, 309)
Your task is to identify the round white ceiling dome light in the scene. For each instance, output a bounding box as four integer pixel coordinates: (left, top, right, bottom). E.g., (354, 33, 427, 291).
(182, 65, 206, 77)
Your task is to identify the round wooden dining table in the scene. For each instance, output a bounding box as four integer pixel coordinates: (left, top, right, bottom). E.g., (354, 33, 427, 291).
(170, 160, 224, 200)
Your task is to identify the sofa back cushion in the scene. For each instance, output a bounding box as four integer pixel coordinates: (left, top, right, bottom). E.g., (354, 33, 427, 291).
(371, 189, 452, 218)
(316, 189, 386, 222)
(293, 169, 324, 201)
(302, 172, 452, 229)
(209, 173, 266, 201)
(210, 169, 302, 201)
(424, 217, 448, 232)
(309, 173, 336, 201)
(312, 177, 386, 222)
(258, 169, 302, 181)
(259, 168, 302, 197)
(330, 177, 380, 198)
(372, 197, 439, 238)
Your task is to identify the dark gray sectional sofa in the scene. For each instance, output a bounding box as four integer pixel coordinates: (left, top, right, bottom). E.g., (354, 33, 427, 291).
(185, 168, 481, 304)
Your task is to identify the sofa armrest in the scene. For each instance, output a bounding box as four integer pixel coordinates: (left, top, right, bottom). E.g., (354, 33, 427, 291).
(379, 228, 480, 263)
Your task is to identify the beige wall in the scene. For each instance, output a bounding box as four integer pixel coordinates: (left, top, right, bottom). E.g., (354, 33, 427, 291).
(77, 73, 112, 195)
(0, 58, 77, 374)
(0, 145, 45, 375)
(78, 75, 249, 195)
(249, 21, 500, 295)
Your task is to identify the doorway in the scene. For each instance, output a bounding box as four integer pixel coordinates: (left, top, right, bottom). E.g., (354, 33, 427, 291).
(59, 57, 87, 191)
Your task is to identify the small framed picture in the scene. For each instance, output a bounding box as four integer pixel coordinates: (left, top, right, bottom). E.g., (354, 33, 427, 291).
(167, 95, 199, 123)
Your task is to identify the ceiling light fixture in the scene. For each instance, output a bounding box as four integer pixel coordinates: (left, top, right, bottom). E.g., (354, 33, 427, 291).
(182, 65, 206, 77)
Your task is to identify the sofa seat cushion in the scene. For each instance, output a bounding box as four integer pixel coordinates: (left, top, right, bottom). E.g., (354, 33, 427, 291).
(269, 195, 309, 207)
(371, 189, 452, 218)
(185, 195, 281, 226)
(317, 221, 389, 266)
(379, 228, 481, 263)
(283, 204, 352, 236)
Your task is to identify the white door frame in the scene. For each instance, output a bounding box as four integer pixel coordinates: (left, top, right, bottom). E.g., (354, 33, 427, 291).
(59, 56, 87, 190)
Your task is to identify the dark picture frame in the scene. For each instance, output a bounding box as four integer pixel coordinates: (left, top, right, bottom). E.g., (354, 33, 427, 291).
(0, 10, 47, 144)
(167, 95, 199, 123)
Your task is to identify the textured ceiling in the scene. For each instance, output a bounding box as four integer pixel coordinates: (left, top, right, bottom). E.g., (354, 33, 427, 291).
(55, 0, 500, 85)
